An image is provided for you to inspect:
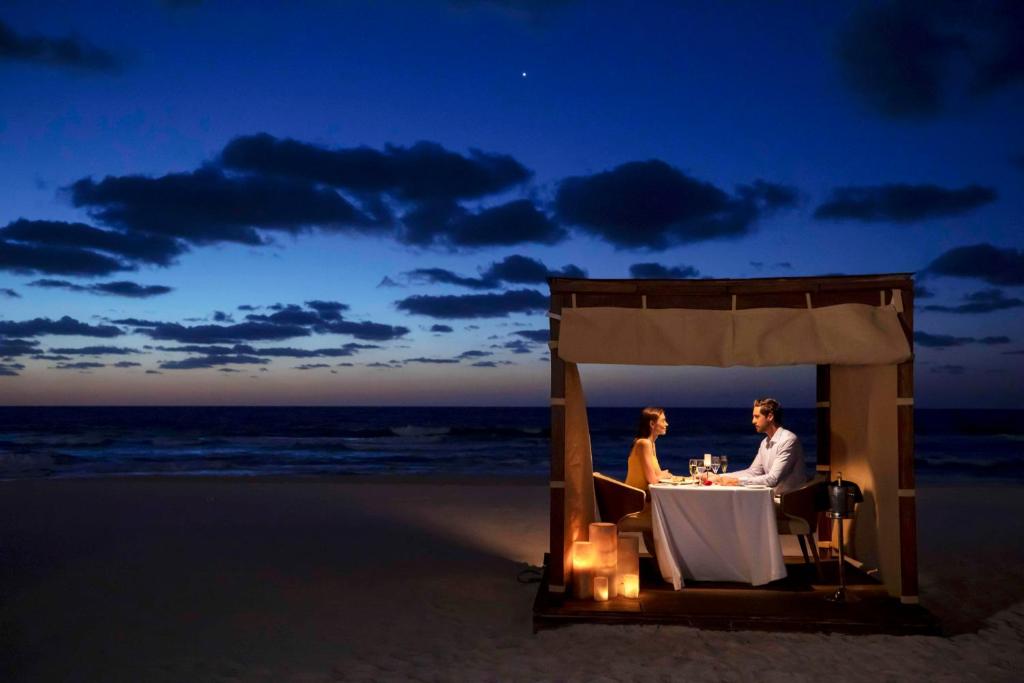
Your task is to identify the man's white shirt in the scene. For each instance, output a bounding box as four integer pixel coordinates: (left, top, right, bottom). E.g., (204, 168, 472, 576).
(731, 426, 806, 495)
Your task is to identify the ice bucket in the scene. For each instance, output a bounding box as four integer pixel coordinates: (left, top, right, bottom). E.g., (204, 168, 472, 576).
(828, 473, 863, 518)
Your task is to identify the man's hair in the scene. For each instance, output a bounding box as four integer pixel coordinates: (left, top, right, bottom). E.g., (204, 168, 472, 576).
(635, 406, 665, 439)
(754, 398, 783, 425)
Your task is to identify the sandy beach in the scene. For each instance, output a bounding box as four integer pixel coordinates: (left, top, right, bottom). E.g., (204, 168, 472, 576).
(2, 477, 1022, 682)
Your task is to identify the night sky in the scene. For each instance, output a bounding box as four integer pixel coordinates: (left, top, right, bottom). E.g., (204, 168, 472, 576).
(1, 0, 1022, 407)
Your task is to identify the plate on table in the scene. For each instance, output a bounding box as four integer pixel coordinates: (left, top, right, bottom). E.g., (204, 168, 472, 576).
(743, 484, 770, 490)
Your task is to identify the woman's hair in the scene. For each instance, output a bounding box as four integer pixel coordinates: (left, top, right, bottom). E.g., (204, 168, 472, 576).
(635, 406, 665, 439)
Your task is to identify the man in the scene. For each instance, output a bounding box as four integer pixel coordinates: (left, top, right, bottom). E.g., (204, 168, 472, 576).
(716, 398, 806, 496)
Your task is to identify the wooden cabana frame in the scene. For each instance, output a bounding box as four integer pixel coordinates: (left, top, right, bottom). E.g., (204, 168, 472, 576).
(545, 274, 918, 611)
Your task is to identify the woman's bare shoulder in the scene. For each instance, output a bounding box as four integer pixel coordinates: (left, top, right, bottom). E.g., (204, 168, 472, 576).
(631, 437, 654, 454)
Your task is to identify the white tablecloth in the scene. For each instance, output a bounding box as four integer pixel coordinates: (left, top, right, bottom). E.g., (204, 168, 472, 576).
(650, 484, 787, 589)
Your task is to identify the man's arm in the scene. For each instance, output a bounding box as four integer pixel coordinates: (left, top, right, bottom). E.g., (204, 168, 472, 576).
(738, 432, 799, 488)
(727, 442, 767, 482)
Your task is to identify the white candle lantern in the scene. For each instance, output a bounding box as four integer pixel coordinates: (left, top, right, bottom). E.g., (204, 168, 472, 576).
(622, 573, 640, 599)
(704, 452, 712, 467)
(593, 575, 609, 601)
(589, 522, 618, 597)
(572, 541, 595, 599)
(616, 536, 640, 596)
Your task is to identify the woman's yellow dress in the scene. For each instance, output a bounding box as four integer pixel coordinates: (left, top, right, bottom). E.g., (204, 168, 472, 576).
(625, 438, 661, 493)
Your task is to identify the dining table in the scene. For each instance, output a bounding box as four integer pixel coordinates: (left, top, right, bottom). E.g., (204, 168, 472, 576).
(649, 482, 787, 589)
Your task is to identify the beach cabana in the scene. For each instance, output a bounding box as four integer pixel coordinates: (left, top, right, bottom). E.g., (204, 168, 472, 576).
(539, 274, 924, 630)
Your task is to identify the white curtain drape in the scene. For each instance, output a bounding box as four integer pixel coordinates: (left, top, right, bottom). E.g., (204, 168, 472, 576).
(558, 302, 911, 367)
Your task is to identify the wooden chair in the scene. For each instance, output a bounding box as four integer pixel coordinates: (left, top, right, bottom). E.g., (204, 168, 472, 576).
(592, 472, 656, 561)
(777, 475, 829, 578)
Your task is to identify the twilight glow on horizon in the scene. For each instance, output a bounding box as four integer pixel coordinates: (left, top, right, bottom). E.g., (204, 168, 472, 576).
(1, 1, 1022, 407)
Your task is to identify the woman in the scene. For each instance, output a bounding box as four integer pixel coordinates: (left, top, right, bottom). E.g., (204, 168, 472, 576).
(625, 406, 672, 492)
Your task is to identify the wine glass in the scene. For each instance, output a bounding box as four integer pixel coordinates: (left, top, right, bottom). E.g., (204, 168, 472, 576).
(710, 456, 720, 475)
(689, 459, 698, 477)
(719, 455, 729, 473)
(695, 463, 706, 482)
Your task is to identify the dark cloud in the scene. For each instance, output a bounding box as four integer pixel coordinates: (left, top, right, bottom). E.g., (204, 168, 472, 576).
(814, 184, 995, 222)
(913, 330, 1010, 348)
(0, 364, 21, 376)
(923, 289, 1024, 314)
(246, 305, 323, 326)
(294, 363, 331, 370)
(0, 19, 120, 71)
(140, 322, 310, 344)
(407, 254, 585, 290)
(0, 316, 122, 338)
(244, 343, 378, 358)
(31, 354, 71, 361)
(401, 199, 564, 248)
(482, 254, 584, 283)
(836, 1, 1024, 119)
(431, 324, 454, 333)
(377, 276, 402, 288)
(914, 284, 936, 299)
(212, 311, 232, 322)
(629, 262, 700, 278)
(69, 166, 383, 245)
(457, 350, 492, 359)
(229, 301, 406, 341)
(404, 357, 460, 364)
(220, 134, 531, 202)
(1, 219, 185, 266)
(48, 346, 142, 355)
(0, 338, 40, 357)
(109, 317, 163, 327)
(315, 319, 410, 342)
(0, 239, 129, 276)
(27, 278, 172, 298)
(395, 288, 546, 318)
(1, 288, 19, 298)
(304, 300, 349, 320)
(471, 360, 499, 368)
(145, 369, 162, 374)
(159, 354, 269, 370)
(366, 362, 400, 369)
(113, 361, 142, 368)
(94, 281, 173, 297)
(914, 331, 974, 348)
(555, 161, 797, 249)
(52, 361, 105, 370)
(501, 339, 533, 354)
(924, 244, 1024, 285)
(514, 329, 549, 343)
(407, 267, 494, 290)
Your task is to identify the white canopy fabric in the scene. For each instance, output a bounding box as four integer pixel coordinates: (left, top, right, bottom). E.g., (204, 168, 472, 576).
(557, 296, 911, 367)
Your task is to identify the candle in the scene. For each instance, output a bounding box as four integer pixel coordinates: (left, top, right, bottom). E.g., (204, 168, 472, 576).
(616, 536, 640, 596)
(704, 453, 712, 467)
(572, 541, 595, 599)
(622, 573, 640, 599)
(593, 575, 609, 601)
(589, 522, 619, 597)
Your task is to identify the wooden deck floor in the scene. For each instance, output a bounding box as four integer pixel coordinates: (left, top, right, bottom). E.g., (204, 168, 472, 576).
(533, 555, 941, 635)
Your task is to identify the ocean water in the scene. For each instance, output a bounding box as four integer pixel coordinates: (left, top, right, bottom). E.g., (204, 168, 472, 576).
(0, 406, 1021, 482)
